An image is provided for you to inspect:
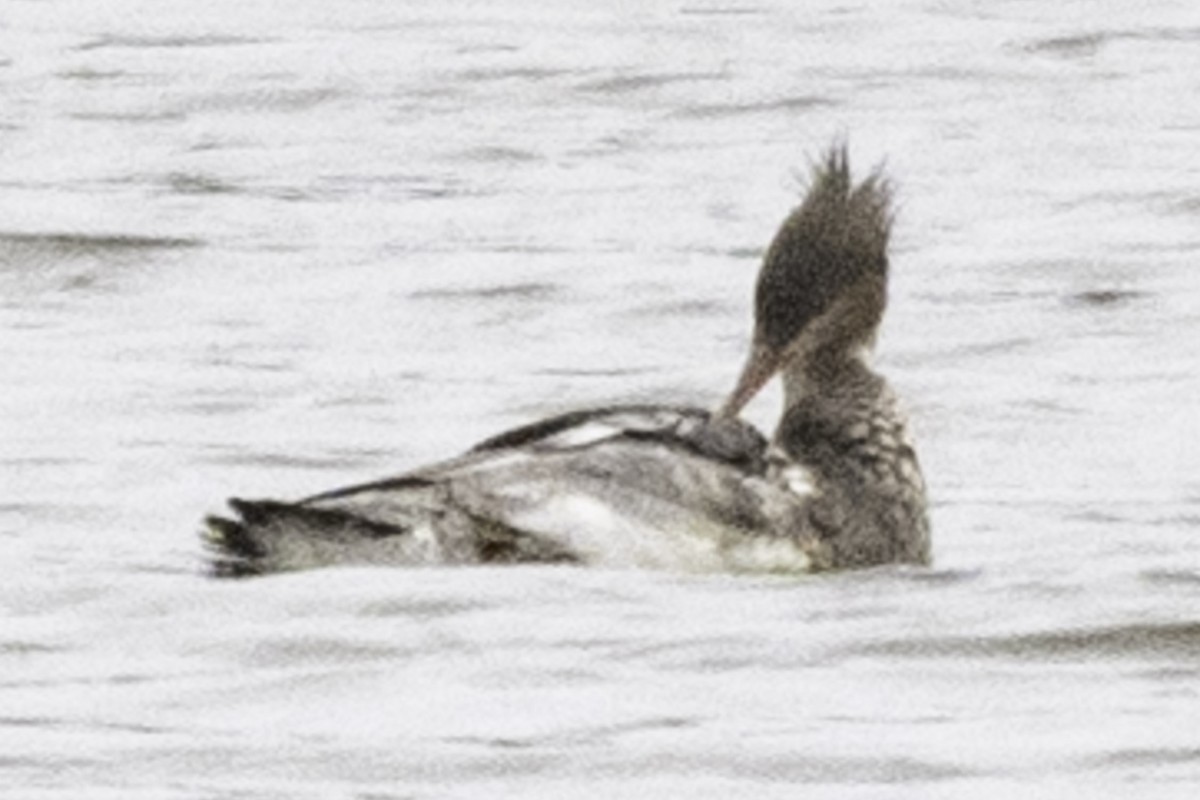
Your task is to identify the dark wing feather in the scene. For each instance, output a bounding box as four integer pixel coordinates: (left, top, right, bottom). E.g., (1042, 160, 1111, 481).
(469, 404, 769, 471)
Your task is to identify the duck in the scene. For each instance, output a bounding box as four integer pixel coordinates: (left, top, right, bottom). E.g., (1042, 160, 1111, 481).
(203, 145, 930, 575)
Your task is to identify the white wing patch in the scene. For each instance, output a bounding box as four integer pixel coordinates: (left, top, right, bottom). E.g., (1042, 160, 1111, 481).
(766, 445, 816, 499)
(536, 409, 687, 451)
(497, 488, 814, 575)
(539, 421, 625, 450)
(507, 492, 723, 571)
(725, 535, 814, 574)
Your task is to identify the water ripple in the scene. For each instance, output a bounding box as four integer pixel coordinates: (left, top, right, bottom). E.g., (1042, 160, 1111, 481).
(0, 231, 203, 258)
(859, 621, 1200, 661)
(76, 34, 266, 51)
(673, 95, 834, 119)
(409, 282, 560, 302)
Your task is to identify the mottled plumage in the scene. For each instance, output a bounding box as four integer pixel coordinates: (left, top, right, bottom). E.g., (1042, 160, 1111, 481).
(736, 147, 930, 569)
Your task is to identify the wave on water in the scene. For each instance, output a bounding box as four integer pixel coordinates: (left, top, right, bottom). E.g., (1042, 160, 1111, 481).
(0, 232, 203, 257)
(858, 621, 1200, 661)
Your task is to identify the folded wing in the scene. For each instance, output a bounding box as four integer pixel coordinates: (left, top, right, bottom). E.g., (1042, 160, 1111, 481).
(205, 405, 821, 575)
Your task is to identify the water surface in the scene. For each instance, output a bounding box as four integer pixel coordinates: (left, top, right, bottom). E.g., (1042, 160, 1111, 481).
(2, 1, 1199, 797)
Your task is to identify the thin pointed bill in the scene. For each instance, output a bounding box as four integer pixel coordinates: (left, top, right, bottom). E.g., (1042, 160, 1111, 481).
(717, 340, 781, 418)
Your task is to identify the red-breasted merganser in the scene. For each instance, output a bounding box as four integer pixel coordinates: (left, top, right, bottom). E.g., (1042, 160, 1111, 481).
(204, 146, 930, 575)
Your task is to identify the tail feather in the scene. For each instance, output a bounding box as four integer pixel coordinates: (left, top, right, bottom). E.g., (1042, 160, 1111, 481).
(204, 511, 259, 555)
(202, 486, 536, 574)
(202, 497, 414, 575)
(202, 512, 266, 577)
(227, 498, 404, 539)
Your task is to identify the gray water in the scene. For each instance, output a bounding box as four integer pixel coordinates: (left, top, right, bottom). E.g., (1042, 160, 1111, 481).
(3, 0, 1200, 797)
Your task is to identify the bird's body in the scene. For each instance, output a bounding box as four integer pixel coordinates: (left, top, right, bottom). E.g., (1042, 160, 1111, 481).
(209, 406, 820, 575)
(204, 146, 930, 576)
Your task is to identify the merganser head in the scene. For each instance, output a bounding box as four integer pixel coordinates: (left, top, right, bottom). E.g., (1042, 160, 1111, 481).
(720, 147, 893, 417)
